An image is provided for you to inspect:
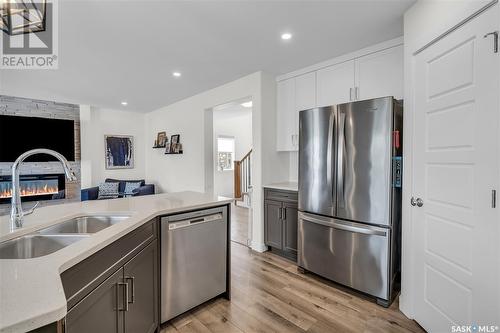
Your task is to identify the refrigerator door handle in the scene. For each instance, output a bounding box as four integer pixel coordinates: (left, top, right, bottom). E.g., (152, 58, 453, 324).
(337, 111, 346, 208)
(299, 212, 387, 236)
(327, 111, 335, 204)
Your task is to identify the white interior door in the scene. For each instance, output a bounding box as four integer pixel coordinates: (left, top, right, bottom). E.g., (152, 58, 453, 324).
(412, 5, 499, 332)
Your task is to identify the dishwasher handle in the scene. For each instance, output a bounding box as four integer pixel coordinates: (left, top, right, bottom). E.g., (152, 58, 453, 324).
(168, 213, 223, 230)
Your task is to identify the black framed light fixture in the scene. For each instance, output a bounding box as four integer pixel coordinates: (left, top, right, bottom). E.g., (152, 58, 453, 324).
(0, 0, 47, 36)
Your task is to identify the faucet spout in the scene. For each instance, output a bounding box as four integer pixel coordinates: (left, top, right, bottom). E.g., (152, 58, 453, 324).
(10, 149, 76, 230)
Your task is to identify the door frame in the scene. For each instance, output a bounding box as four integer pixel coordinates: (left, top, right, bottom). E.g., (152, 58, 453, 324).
(400, 0, 500, 319)
(205, 96, 254, 248)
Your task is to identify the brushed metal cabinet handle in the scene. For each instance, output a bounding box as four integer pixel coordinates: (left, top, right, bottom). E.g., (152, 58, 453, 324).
(125, 276, 135, 304)
(117, 282, 129, 311)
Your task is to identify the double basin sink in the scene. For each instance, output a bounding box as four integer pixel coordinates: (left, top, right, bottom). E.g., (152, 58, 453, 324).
(0, 215, 130, 260)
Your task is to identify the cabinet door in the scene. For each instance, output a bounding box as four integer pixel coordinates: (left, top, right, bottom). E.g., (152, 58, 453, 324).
(316, 60, 355, 107)
(124, 240, 158, 333)
(355, 45, 403, 100)
(66, 268, 124, 333)
(294, 72, 316, 149)
(295, 72, 316, 112)
(264, 200, 283, 249)
(276, 78, 296, 151)
(283, 202, 298, 254)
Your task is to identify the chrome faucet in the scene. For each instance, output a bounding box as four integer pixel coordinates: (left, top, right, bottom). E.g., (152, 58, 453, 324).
(10, 149, 77, 229)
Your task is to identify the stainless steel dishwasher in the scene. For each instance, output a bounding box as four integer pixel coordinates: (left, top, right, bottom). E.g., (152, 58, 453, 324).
(160, 206, 228, 322)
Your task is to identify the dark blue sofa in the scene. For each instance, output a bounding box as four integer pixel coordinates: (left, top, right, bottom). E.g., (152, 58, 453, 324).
(81, 178, 155, 201)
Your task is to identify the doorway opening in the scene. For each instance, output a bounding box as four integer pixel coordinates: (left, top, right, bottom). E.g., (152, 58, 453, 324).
(211, 98, 253, 247)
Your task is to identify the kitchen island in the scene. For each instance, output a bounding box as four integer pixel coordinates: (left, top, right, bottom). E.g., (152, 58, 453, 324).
(0, 192, 232, 333)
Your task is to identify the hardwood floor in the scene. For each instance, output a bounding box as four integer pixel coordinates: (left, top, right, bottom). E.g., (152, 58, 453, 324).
(230, 203, 249, 246)
(160, 242, 424, 333)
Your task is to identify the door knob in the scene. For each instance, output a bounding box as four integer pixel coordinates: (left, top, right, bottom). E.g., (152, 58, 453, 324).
(411, 197, 423, 207)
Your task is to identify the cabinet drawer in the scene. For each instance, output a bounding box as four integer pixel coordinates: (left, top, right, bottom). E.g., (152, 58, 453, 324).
(61, 218, 157, 309)
(264, 189, 298, 202)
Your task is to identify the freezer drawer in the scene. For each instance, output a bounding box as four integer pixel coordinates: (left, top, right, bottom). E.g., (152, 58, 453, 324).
(161, 207, 227, 322)
(298, 212, 390, 300)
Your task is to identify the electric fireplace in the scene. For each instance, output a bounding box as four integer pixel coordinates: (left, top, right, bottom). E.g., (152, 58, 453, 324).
(0, 174, 65, 204)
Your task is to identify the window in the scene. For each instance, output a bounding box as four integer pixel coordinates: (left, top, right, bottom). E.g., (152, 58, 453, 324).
(217, 136, 235, 171)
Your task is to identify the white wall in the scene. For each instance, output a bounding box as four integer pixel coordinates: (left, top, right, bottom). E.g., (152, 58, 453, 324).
(145, 71, 289, 252)
(400, 0, 493, 319)
(80, 106, 146, 188)
(288, 151, 299, 182)
(213, 105, 252, 197)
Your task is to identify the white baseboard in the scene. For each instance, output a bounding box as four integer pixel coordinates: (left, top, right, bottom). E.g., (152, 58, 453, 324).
(251, 241, 267, 253)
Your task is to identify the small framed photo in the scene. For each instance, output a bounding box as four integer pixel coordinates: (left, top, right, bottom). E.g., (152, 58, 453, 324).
(173, 143, 181, 153)
(165, 143, 171, 154)
(157, 132, 167, 147)
(171, 134, 180, 145)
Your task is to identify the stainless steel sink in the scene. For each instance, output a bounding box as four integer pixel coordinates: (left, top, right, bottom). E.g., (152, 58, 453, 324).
(39, 215, 130, 234)
(0, 215, 130, 259)
(0, 234, 89, 259)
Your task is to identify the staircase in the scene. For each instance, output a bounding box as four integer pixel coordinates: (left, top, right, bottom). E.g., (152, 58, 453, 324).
(234, 149, 252, 204)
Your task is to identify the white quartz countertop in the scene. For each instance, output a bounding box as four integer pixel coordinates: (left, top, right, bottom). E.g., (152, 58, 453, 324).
(263, 181, 298, 192)
(0, 191, 232, 333)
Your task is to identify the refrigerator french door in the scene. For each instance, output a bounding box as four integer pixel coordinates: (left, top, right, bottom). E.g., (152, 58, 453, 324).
(298, 97, 402, 306)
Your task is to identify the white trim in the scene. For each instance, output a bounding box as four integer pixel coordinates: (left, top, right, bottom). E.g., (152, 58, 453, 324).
(413, 0, 498, 55)
(276, 36, 404, 82)
(251, 241, 267, 253)
(399, 52, 416, 319)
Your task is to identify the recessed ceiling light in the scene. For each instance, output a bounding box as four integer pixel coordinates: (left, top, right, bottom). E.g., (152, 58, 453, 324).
(121, 101, 128, 106)
(241, 101, 252, 108)
(281, 33, 292, 40)
(172, 71, 181, 77)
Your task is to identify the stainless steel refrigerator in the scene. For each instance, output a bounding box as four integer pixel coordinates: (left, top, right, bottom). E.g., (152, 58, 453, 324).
(298, 96, 403, 307)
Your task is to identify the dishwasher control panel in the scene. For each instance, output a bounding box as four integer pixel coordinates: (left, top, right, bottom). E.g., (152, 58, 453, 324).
(168, 212, 223, 230)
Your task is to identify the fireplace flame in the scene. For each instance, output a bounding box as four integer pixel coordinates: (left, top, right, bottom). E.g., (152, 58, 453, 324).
(0, 185, 59, 199)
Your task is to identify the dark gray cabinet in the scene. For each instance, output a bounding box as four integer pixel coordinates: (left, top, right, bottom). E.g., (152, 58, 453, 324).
(66, 268, 124, 333)
(264, 188, 298, 260)
(264, 199, 283, 249)
(62, 219, 159, 333)
(124, 241, 158, 333)
(283, 202, 298, 254)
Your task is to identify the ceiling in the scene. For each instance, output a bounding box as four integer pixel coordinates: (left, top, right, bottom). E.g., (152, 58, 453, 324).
(0, 0, 414, 112)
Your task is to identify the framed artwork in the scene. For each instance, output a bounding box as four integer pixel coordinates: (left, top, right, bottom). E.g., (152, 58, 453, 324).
(156, 132, 167, 147)
(165, 142, 171, 154)
(171, 134, 180, 145)
(105, 135, 134, 169)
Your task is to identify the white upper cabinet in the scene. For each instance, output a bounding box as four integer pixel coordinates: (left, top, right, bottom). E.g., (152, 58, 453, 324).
(276, 41, 404, 151)
(316, 60, 355, 107)
(276, 78, 296, 151)
(295, 72, 316, 112)
(276, 72, 316, 151)
(354, 45, 403, 100)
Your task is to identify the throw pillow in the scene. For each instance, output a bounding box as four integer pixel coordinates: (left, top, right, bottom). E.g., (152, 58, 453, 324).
(97, 182, 119, 199)
(124, 181, 142, 195)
